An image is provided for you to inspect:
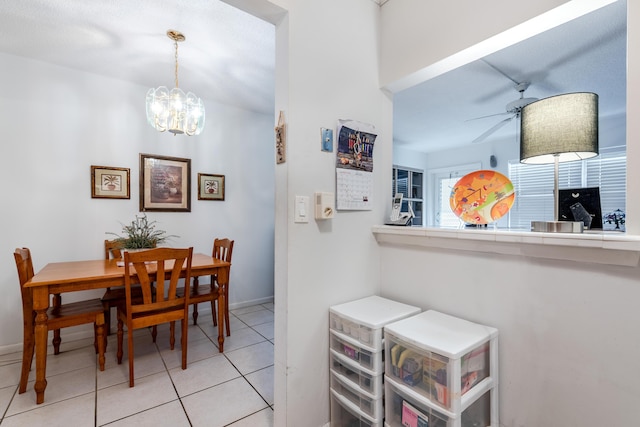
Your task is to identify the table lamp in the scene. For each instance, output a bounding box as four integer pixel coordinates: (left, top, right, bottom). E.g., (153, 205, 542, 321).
(520, 92, 599, 233)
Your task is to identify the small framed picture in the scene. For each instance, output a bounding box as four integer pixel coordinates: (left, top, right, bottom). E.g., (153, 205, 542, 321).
(140, 153, 191, 212)
(91, 166, 130, 199)
(198, 173, 225, 201)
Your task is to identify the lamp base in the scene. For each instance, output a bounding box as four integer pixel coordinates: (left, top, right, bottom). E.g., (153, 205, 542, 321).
(531, 221, 584, 233)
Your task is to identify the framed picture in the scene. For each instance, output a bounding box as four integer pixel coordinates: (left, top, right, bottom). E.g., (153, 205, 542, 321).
(198, 173, 225, 201)
(91, 165, 130, 199)
(139, 153, 191, 212)
(558, 187, 602, 229)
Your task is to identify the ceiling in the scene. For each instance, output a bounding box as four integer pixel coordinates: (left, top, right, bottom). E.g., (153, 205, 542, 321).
(0, 0, 276, 114)
(0, 1, 627, 149)
(393, 0, 627, 154)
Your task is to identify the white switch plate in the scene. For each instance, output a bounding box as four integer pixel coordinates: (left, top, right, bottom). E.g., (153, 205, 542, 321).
(294, 195, 309, 223)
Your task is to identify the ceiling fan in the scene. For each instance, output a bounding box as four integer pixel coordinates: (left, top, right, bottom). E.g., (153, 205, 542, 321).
(470, 81, 538, 144)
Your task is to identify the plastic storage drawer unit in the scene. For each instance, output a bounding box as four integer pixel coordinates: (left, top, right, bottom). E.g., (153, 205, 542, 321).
(385, 376, 492, 427)
(330, 295, 421, 351)
(331, 369, 384, 420)
(330, 329, 384, 373)
(331, 349, 384, 397)
(384, 310, 498, 416)
(331, 388, 383, 427)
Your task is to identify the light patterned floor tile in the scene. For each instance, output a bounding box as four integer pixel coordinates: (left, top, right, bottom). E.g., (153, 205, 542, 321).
(226, 341, 274, 375)
(1, 391, 95, 427)
(252, 321, 274, 340)
(245, 365, 274, 405)
(7, 366, 96, 416)
(29, 344, 97, 379)
(198, 314, 248, 341)
(97, 371, 179, 425)
(260, 302, 274, 311)
(209, 326, 266, 353)
(229, 407, 274, 427)
(103, 399, 190, 427)
(0, 385, 16, 417)
(98, 340, 167, 389)
(181, 377, 268, 427)
(159, 335, 219, 370)
(169, 354, 240, 397)
(0, 303, 275, 427)
(234, 309, 274, 327)
(0, 362, 20, 389)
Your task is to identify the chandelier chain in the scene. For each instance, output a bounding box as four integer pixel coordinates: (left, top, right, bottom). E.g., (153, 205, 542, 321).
(174, 40, 179, 88)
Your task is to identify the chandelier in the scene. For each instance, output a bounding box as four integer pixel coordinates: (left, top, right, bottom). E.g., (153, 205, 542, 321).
(146, 30, 205, 136)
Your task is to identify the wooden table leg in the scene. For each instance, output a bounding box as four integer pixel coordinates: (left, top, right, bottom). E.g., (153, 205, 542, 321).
(217, 267, 229, 353)
(32, 287, 50, 404)
(192, 277, 200, 325)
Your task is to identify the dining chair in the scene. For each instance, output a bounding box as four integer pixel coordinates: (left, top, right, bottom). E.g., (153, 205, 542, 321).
(178, 238, 234, 336)
(14, 247, 106, 394)
(101, 239, 123, 335)
(116, 247, 193, 387)
(102, 240, 154, 337)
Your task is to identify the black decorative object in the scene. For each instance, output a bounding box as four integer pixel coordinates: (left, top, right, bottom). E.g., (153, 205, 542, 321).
(558, 187, 602, 229)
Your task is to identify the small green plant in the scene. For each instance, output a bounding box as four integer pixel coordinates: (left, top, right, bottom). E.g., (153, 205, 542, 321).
(106, 214, 177, 249)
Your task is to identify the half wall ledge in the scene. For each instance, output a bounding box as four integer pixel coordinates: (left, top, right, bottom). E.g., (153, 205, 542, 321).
(372, 225, 640, 267)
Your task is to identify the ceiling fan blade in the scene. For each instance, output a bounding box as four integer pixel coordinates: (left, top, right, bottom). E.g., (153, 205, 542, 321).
(481, 59, 519, 85)
(472, 115, 515, 144)
(465, 111, 512, 122)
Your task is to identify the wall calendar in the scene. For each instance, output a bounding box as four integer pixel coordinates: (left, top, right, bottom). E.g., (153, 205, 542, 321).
(335, 119, 377, 211)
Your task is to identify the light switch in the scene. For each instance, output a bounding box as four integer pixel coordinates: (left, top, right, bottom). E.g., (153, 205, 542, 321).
(294, 195, 309, 223)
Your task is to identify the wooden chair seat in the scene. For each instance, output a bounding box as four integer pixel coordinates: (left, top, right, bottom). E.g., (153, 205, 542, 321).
(102, 285, 144, 303)
(176, 283, 219, 303)
(15, 247, 106, 395)
(48, 299, 106, 324)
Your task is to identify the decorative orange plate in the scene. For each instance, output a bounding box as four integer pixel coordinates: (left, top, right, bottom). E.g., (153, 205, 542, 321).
(449, 170, 515, 225)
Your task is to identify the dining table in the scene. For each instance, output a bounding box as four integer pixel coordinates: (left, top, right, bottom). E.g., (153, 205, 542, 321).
(24, 252, 230, 404)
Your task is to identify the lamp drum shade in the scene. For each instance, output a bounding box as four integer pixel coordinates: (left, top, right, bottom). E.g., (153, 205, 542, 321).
(520, 92, 598, 164)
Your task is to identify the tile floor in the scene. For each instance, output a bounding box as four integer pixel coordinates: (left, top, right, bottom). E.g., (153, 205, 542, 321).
(0, 303, 274, 427)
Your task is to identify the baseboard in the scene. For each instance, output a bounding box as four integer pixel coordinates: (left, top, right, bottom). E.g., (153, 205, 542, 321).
(189, 296, 274, 317)
(229, 296, 274, 311)
(0, 328, 96, 356)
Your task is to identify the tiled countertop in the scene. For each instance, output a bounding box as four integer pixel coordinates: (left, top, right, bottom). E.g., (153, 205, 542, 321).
(372, 225, 640, 266)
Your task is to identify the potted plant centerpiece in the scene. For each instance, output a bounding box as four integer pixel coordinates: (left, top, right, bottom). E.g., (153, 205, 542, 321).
(106, 213, 177, 251)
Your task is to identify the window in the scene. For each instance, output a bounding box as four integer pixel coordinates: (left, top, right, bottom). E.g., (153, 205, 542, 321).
(392, 166, 423, 225)
(431, 163, 480, 227)
(508, 146, 626, 229)
(436, 176, 463, 227)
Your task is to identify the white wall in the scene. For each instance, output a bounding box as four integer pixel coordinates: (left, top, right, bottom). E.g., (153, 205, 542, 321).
(267, 1, 392, 425)
(379, 0, 640, 425)
(0, 52, 275, 350)
(378, 245, 640, 426)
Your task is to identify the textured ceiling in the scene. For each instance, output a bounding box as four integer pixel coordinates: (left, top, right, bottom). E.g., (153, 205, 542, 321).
(0, 1, 627, 150)
(0, 0, 275, 114)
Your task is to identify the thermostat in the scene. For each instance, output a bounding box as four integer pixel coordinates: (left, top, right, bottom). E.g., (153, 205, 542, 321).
(315, 192, 335, 220)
